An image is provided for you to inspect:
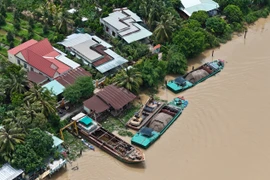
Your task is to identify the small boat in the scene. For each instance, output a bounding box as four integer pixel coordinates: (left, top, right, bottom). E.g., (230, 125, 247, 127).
(131, 98, 188, 149)
(72, 113, 145, 164)
(81, 139, 95, 151)
(169, 96, 189, 109)
(126, 97, 164, 131)
(167, 59, 225, 93)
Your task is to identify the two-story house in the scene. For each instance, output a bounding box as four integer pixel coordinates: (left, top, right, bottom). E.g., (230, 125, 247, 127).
(100, 7, 152, 44)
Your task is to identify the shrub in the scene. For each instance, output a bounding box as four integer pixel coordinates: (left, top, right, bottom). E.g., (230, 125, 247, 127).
(223, 5, 243, 23)
(244, 14, 257, 24)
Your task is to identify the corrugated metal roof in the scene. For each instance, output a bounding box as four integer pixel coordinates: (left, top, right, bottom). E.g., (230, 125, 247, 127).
(27, 71, 48, 84)
(101, 8, 152, 44)
(83, 95, 110, 113)
(42, 80, 65, 96)
(181, 0, 219, 16)
(95, 49, 128, 73)
(181, 0, 201, 8)
(58, 33, 112, 49)
(121, 23, 152, 44)
(55, 55, 80, 69)
(92, 35, 112, 48)
(52, 135, 64, 147)
(102, 11, 129, 30)
(0, 163, 23, 180)
(96, 85, 136, 110)
(72, 40, 102, 62)
(56, 67, 91, 87)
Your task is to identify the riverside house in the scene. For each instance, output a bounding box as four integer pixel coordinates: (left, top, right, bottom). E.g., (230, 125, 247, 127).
(179, 0, 219, 18)
(100, 7, 152, 44)
(83, 85, 136, 120)
(8, 39, 91, 101)
(58, 33, 128, 75)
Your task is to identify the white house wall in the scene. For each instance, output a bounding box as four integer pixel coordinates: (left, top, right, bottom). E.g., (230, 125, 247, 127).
(16, 52, 26, 61)
(8, 53, 17, 64)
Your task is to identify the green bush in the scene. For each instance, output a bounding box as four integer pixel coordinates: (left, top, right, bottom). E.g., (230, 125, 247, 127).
(118, 130, 133, 137)
(244, 14, 257, 24)
(230, 22, 244, 32)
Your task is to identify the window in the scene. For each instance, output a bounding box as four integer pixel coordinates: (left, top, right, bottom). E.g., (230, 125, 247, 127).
(17, 59, 20, 65)
(112, 31, 116, 37)
(30, 67, 33, 71)
(106, 26, 109, 32)
(24, 63, 27, 69)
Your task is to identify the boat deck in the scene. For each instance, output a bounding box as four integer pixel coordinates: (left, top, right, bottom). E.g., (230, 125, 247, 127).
(126, 101, 165, 131)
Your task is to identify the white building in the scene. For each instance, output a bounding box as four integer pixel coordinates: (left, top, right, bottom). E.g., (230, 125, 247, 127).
(100, 7, 152, 44)
(180, 0, 219, 17)
(58, 33, 128, 74)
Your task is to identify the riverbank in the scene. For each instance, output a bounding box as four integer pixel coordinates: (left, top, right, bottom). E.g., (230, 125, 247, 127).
(52, 16, 270, 180)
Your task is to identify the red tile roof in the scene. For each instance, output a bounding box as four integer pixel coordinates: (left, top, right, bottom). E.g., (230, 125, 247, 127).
(8, 39, 38, 55)
(26, 50, 58, 78)
(96, 85, 136, 110)
(26, 38, 55, 56)
(14, 39, 72, 78)
(46, 57, 70, 74)
(56, 67, 92, 87)
(83, 95, 110, 113)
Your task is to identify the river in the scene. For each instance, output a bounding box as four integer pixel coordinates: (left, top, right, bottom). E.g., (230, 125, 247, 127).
(53, 16, 270, 180)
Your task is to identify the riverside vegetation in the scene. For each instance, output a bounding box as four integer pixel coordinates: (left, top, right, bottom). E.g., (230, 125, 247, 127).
(1, 0, 270, 175)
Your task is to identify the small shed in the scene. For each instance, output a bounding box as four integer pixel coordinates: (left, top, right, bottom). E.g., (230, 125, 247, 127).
(83, 85, 136, 117)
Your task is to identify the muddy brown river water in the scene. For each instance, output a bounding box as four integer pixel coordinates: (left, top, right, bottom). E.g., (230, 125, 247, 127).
(53, 17, 270, 180)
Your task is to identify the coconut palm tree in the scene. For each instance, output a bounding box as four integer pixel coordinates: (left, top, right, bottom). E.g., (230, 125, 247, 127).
(0, 126, 25, 162)
(24, 84, 57, 117)
(20, 102, 47, 129)
(2, 110, 30, 132)
(112, 67, 143, 93)
(153, 12, 178, 43)
(54, 9, 74, 34)
(0, 67, 27, 94)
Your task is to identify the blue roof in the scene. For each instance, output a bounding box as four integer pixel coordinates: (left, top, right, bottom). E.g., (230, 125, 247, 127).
(52, 135, 64, 147)
(42, 80, 65, 96)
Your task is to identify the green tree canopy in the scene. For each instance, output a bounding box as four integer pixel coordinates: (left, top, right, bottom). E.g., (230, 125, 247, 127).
(0, 14, 6, 26)
(24, 84, 57, 117)
(112, 67, 143, 93)
(223, 5, 243, 23)
(165, 46, 187, 74)
(0, 126, 25, 162)
(63, 76, 94, 104)
(11, 144, 43, 173)
(189, 11, 209, 27)
(173, 27, 205, 58)
(135, 56, 167, 87)
(153, 12, 178, 43)
(74, 76, 95, 99)
(26, 128, 54, 158)
(206, 17, 227, 36)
